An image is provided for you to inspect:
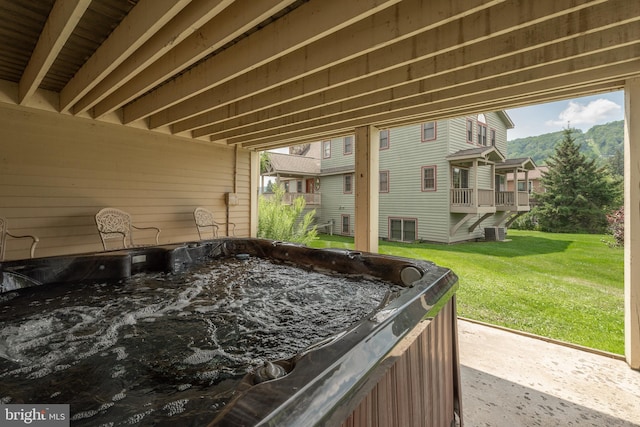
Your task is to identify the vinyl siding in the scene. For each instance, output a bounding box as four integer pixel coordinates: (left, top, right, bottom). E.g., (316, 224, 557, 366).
(0, 103, 249, 260)
(318, 113, 511, 244)
(379, 122, 450, 242)
(318, 174, 354, 235)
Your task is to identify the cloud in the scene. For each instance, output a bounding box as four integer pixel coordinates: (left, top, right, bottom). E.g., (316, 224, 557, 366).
(545, 98, 622, 128)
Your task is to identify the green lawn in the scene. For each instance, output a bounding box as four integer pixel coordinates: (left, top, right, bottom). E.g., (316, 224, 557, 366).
(310, 230, 625, 354)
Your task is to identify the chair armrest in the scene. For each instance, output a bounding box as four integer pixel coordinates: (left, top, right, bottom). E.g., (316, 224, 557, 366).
(131, 225, 161, 244)
(217, 222, 236, 236)
(6, 232, 39, 258)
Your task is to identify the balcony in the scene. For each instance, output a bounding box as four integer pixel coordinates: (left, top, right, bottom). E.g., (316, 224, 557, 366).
(450, 188, 496, 214)
(495, 190, 531, 212)
(459, 319, 639, 426)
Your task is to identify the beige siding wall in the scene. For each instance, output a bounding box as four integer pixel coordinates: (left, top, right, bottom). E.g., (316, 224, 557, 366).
(0, 103, 250, 260)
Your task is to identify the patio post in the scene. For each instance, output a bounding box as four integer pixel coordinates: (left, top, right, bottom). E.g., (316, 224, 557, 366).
(354, 125, 379, 253)
(624, 78, 640, 369)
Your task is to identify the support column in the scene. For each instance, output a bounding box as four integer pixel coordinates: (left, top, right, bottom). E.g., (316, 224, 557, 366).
(624, 78, 640, 369)
(250, 150, 260, 238)
(354, 126, 379, 253)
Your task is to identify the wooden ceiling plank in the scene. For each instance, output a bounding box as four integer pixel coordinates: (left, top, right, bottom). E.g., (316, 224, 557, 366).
(231, 56, 640, 146)
(168, 0, 607, 134)
(155, 0, 505, 129)
(375, 82, 622, 130)
(19, 0, 91, 104)
(92, 0, 297, 119)
(59, 0, 192, 112)
(71, 0, 234, 114)
(122, 0, 403, 124)
(192, 4, 638, 138)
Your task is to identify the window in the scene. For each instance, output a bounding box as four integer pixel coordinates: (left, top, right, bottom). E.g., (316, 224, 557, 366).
(389, 218, 416, 242)
(343, 136, 353, 155)
(517, 181, 533, 193)
(296, 180, 303, 193)
(495, 174, 505, 191)
(341, 215, 350, 235)
(490, 129, 496, 146)
(466, 119, 474, 143)
(452, 167, 469, 188)
(422, 166, 436, 191)
(421, 121, 436, 141)
(380, 129, 389, 150)
(322, 140, 331, 158)
(343, 174, 353, 193)
(478, 124, 487, 146)
(380, 170, 389, 193)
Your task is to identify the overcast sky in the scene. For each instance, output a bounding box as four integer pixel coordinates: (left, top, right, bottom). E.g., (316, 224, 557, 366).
(506, 90, 624, 141)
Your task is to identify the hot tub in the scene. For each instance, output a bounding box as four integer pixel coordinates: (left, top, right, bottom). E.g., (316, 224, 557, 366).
(0, 239, 461, 426)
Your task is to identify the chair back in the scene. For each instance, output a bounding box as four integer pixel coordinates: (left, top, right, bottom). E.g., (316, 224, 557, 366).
(194, 207, 218, 239)
(95, 208, 132, 250)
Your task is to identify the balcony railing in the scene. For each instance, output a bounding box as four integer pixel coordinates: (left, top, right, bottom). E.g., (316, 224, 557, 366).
(450, 188, 495, 211)
(262, 192, 321, 205)
(450, 188, 495, 207)
(495, 191, 530, 211)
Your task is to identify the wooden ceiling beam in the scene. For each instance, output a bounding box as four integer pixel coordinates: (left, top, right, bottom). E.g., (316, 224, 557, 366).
(59, 0, 191, 112)
(71, 0, 234, 114)
(91, 0, 296, 119)
(236, 81, 622, 150)
(194, 12, 639, 139)
(122, 0, 403, 124)
(233, 57, 640, 147)
(153, 0, 504, 129)
(19, 0, 91, 104)
(171, 0, 609, 135)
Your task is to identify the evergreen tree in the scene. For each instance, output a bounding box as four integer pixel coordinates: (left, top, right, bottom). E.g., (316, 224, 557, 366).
(536, 128, 620, 233)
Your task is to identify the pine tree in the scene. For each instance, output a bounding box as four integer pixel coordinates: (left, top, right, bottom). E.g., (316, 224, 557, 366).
(536, 128, 619, 233)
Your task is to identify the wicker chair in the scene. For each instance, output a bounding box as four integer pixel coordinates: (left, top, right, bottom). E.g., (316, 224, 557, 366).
(0, 216, 39, 261)
(193, 207, 236, 239)
(95, 208, 161, 250)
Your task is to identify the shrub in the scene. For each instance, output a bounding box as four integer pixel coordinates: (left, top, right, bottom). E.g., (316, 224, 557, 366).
(510, 210, 539, 231)
(258, 184, 318, 245)
(606, 206, 624, 247)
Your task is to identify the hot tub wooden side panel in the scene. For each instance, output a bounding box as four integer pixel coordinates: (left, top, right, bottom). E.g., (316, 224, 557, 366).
(341, 297, 461, 427)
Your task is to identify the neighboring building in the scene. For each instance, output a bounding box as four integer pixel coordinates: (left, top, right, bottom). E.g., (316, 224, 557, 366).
(507, 166, 548, 205)
(260, 149, 321, 207)
(316, 113, 536, 243)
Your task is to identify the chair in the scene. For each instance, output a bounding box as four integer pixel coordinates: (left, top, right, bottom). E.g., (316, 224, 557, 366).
(193, 207, 236, 239)
(0, 217, 39, 261)
(95, 208, 161, 251)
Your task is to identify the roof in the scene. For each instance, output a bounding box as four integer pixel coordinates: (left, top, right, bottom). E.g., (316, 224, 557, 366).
(446, 146, 506, 164)
(0, 1, 637, 151)
(495, 157, 537, 171)
(264, 152, 320, 177)
(507, 166, 549, 181)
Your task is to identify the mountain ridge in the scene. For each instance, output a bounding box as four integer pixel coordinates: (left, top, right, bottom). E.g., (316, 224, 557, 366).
(507, 120, 623, 165)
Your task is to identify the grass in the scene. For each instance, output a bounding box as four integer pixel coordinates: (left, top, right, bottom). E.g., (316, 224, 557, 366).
(310, 230, 625, 354)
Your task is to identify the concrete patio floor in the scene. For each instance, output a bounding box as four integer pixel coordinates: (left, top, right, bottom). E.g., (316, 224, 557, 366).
(458, 319, 640, 427)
